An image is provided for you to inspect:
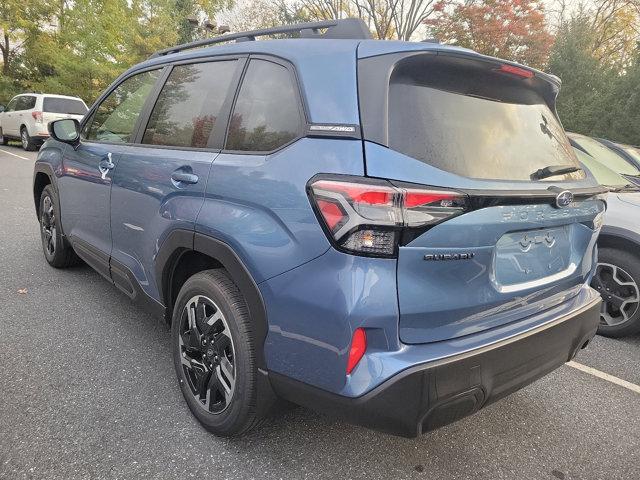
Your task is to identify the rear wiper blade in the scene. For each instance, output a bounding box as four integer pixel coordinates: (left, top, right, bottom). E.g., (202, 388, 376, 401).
(531, 165, 582, 180)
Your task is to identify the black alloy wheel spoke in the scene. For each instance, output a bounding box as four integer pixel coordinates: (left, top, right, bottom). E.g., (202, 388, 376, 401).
(178, 295, 236, 414)
(212, 332, 231, 352)
(41, 196, 56, 255)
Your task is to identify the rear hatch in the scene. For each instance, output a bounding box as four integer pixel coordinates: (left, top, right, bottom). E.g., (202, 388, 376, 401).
(357, 46, 606, 344)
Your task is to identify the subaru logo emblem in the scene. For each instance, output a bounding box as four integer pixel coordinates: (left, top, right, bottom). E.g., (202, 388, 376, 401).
(555, 190, 573, 208)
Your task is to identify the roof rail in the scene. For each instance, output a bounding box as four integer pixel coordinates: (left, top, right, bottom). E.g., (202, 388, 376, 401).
(150, 18, 372, 58)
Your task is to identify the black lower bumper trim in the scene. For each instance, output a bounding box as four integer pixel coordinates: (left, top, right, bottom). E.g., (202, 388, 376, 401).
(269, 298, 601, 437)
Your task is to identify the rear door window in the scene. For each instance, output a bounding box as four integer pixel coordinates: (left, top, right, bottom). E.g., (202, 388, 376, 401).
(378, 55, 583, 181)
(43, 97, 88, 115)
(226, 59, 302, 152)
(142, 60, 237, 148)
(84, 69, 160, 143)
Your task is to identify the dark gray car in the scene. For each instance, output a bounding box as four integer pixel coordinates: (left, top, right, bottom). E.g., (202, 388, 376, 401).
(576, 148, 640, 336)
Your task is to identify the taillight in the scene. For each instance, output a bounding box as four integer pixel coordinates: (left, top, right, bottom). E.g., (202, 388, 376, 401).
(309, 176, 467, 257)
(32, 111, 43, 123)
(346, 328, 367, 375)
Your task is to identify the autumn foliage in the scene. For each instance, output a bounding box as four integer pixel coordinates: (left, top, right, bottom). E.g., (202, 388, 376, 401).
(426, 0, 555, 69)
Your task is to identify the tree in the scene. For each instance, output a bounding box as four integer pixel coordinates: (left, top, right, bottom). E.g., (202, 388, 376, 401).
(547, 12, 640, 144)
(606, 50, 640, 144)
(589, 0, 640, 68)
(547, 14, 613, 136)
(0, 0, 232, 105)
(426, 0, 555, 69)
(217, 0, 310, 32)
(268, 0, 439, 40)
(0, 0, 54, 75)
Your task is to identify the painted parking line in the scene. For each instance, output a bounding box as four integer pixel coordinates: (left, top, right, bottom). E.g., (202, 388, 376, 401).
(0, 148, 29, 160)
(567, 360, 640, 394)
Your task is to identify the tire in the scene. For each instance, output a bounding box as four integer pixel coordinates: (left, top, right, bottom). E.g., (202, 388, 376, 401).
(0, 128, 8, 145)
(592, 247, 640, 338)
(172, 269, 265, 436)
(39, 185, 79, 268)
(21, 126, 37, 151)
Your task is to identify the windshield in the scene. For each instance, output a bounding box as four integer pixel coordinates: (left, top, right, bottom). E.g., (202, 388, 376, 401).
(573, 148, 629, 187)
(386, 55, 583, 182)
(572, 136, 640, 176)
(43, 97, 88, 115)
(622, 145, 640, 163)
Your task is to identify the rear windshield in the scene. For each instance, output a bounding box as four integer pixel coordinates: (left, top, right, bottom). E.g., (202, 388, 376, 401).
(387, 55, 583, 181)
(43, 97, 88, 115)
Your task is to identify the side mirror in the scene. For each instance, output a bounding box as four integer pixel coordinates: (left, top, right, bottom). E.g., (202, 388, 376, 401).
(0, 105, 5, 113)
(49, 118, 80, 145)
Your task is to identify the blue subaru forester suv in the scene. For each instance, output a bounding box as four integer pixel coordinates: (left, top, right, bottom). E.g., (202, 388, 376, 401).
(35, 19, 606, 437)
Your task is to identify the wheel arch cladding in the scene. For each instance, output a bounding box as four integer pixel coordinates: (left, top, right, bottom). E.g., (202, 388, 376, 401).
(157, 230, 270, 370)
(598, 231, 640, 258)
(33, 171, 51, 217)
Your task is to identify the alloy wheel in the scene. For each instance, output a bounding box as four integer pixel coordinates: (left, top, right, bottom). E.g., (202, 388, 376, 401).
(21, 130, 28, 149)
(41, 195, 56, 256)
(178, 295, 236, 414)
(592, 262, 640, 326)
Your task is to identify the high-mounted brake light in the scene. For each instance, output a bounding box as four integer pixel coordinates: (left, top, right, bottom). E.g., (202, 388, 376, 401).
(309, 177, 467, 257)
(499, 64, 534, 79)
(346, 328, 367, 375)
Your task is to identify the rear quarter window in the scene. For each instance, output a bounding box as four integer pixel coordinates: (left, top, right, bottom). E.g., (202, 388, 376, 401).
(225, 59, 303, 152)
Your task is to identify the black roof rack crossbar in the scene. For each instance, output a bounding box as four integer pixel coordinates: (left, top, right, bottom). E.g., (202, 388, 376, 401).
(150, 18, 372, 58)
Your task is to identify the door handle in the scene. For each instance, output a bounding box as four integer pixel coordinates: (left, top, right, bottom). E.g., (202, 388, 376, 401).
(98, 152, 115, 180)
(171, 171, 199, 185)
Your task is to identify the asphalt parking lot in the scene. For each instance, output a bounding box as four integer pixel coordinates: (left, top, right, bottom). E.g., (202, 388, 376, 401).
(1, 145, 639, 480)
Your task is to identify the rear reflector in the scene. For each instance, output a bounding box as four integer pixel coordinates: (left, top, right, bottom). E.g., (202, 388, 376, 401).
(346, 328, 367, 375)
(499, 64, 534, 79)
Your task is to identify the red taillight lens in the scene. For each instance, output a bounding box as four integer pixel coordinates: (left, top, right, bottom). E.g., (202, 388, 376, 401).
(309, 177, 467, 257)
(32, 111, 43, 123)
(402, 188, 466, 227)
(346, 328, 367, 375)
(498, 64, 534, 79)
(316, 199, 346, 231)
(313, 180, 395, 206)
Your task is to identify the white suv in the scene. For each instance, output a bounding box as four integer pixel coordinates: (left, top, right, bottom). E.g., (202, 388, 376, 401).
(0, 93, 88, 151)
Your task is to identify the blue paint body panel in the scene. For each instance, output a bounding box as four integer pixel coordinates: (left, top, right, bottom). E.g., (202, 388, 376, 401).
(110, 146, 218, 300)
(195, 138, 364, 283)
(34, 35, 605, 418)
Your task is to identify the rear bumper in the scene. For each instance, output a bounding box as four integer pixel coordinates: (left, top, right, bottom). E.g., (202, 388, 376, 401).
(270, 296, 601, 437)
